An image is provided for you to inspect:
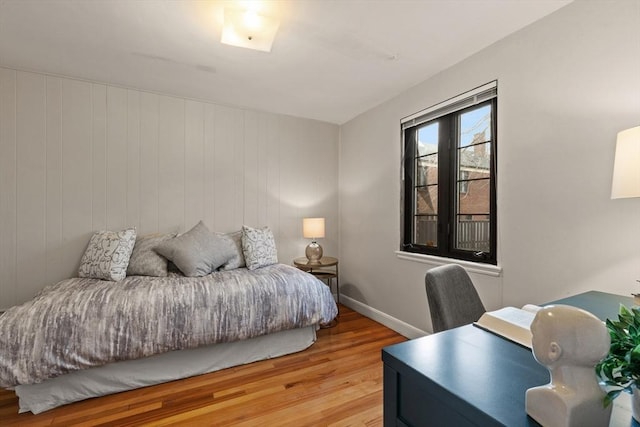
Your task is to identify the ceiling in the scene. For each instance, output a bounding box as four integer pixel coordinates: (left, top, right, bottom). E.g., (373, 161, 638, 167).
(0, 0, 572, 124)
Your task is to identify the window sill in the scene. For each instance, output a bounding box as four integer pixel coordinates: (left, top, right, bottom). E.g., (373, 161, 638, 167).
(395, 251, 502, 277)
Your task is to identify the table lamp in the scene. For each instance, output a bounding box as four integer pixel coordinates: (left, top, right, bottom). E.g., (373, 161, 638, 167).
(303, 218, 325, 263)
(611, 126, 640, 302)
(611, 126, 640, 199)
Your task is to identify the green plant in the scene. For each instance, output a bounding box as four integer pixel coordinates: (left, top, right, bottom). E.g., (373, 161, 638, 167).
(596, 305, 640, 406)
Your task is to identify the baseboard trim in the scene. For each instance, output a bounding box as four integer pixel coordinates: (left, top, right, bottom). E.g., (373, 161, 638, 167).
(339, 295, 428, 339)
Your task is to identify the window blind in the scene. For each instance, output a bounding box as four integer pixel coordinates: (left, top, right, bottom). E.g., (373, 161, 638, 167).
(401, 81, 497, 130)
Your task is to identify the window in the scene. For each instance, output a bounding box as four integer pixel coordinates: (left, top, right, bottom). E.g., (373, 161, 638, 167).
(401, 82, 497, 264)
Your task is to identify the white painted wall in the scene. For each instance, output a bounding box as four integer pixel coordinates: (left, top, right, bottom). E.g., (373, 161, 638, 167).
(0, 68, 339, 310)
(339, 0, 640, 335)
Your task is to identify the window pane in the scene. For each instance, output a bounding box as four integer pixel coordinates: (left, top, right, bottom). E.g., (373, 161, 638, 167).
(456, 215, 490, 252)
(416, 185, 437, 215)
(416, 154, 438, 186)
(458, 143, 490, 179)
(458, 179, 490, 215)
(417, 123, 439, 156)
(459, 105, 491, 147)
(402, 89, 496, 264)
(415, 215, 437, 247)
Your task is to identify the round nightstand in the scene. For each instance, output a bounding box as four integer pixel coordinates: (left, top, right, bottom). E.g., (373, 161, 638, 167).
(293, 256, 339, 305)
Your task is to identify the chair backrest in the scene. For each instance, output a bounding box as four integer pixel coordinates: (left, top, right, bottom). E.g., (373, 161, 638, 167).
(425, 264, 486, 333)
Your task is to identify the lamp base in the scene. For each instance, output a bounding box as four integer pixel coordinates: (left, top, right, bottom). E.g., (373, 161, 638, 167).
(305, 241, 323, 263)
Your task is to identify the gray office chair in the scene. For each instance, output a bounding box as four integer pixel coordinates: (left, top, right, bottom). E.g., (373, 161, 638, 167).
(425, 264, 486, 333)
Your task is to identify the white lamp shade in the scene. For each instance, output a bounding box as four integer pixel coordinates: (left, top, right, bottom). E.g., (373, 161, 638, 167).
(303, 218, 325, 239)
(611, 126, 640, 199)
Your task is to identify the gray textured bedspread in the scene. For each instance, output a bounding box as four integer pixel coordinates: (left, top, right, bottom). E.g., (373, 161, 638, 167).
(0, 264, 337, 388)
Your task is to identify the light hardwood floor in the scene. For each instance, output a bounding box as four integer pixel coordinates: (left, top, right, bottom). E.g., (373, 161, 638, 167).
(0, 305, 406, 426)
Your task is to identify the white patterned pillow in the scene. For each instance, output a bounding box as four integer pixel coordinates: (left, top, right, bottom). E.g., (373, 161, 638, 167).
(126, 233, 176, 277)
(78, 228, 137, 281)
(241, 225, 278, 270)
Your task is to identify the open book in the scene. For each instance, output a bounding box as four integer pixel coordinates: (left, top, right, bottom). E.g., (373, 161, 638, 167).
(473, 304, 541, 349)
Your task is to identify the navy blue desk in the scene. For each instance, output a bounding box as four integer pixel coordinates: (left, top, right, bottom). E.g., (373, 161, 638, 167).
(382, 291, 635, 427)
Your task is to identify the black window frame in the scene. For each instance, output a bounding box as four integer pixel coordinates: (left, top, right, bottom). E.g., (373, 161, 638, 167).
(401, 95, 497, 265)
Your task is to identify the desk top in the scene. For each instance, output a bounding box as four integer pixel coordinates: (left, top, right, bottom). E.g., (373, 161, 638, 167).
(382, 291, 636, 427)
(546, 290, 633, 321)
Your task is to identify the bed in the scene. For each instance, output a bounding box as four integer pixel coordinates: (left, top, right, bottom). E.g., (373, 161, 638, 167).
(0, 223, 338, 414)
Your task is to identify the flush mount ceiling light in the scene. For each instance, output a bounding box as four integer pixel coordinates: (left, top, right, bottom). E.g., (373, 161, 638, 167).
(221, 7, 280, 52)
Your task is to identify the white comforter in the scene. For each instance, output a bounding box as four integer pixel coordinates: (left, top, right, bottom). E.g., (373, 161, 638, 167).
(0, 264, 337, 388)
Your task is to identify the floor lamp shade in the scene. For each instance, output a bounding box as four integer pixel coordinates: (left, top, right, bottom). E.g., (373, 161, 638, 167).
(303, 218, 325, 263)
(611, 126, 640, 199)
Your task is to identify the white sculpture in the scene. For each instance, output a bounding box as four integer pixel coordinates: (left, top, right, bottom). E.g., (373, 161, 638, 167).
(525, 304, 612, 427)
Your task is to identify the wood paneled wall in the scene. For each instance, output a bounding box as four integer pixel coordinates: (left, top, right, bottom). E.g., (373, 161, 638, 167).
(0, 67, 339, 310)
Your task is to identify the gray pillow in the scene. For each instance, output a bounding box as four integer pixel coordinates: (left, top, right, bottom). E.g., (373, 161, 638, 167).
(218, 230, 246, 271)
(126, 233, 175, 277)
(154, 221, 235, 277)
(78, 228, 137, 281)
(242, 225, 278, 270)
